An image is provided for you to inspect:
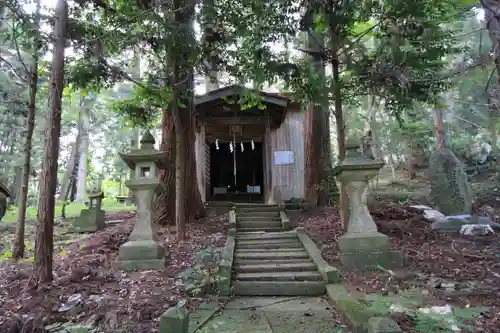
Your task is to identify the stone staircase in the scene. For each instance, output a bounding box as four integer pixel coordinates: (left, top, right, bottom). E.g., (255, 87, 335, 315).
(226, 204, 329, 296)
(232, 231, 326, 296)
(235, 205, 286, 232)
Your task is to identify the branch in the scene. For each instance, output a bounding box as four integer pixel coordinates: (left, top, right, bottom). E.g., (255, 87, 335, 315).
(12, 24, 32, 76)
(0, 55, 29, 83)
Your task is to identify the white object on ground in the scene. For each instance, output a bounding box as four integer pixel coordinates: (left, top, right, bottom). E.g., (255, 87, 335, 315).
(423, 209, 446, 222)
(460, 224, 494, 236)
(411, 205, 433, 210)
(418, 305, 460, 332)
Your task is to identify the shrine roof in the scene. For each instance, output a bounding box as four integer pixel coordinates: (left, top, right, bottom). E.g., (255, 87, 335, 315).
(194, 84, 290, 108)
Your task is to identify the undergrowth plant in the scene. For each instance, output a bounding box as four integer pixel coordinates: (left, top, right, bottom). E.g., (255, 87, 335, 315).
(177, 246, 227, 296)
(365, 289, 487, 333)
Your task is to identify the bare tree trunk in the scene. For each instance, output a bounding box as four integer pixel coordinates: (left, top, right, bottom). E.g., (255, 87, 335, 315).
(58, 141, 79, 201)
(303, 31, 331, 206)
(12, 0, 41, 259)
(368, 97, 382, 160)
(404, 137, 415, 181)
(75, 94, 90, 203)
(482, 0, 500, 157)
(154, 109, 175, 225)
(331, 43, 348, 230)
(172, 97, 186, 242)
(434, 107, 445, 151)
(490, 108, 498, 156)
(180, 90, 205, 222)
(11, 166, 22, 205)
(34, 0, 67, 283)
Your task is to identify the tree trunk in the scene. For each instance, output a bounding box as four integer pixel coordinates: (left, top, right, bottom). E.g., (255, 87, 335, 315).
(303, 31, 331, 206)
(155, 0, 204, 228)
(154, 109, 176, 225)
(171, 88, 186, 242)
(179, 91, 205, 222)
(58, 141, 79, 201)
(12, 0, 40, 259)
(368, 97, 382, 160)
(331, 42, 348, 230)
(11, 166, 22, 205)
(34, 0, 67, 283)
(490, 108, 498, 157)
(75, 94, 90, 203)
(434, 107, 445, 151)
(482, 1, 500, 157)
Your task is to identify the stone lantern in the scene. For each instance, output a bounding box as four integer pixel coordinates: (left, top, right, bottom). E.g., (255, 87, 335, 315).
(333, 138, 404, 269)
(72, 183, 105, 232)
(117, 130, 167, 271)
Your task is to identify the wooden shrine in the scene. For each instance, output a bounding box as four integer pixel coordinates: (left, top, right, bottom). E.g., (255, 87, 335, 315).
(193, 84, 305, 204)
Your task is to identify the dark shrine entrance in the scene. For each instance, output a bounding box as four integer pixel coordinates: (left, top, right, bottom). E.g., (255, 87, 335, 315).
(208, 140, 264, 202)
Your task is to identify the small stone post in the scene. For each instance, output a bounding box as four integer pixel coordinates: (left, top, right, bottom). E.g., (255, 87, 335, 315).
(333, 138, 404, 269)
(117, 130, 167, 271)
(72, 184, 106, 232)
(159, 300, 189, 333)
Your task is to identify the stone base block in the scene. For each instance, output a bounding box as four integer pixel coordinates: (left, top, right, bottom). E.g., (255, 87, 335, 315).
(118, 258, 166, 271)
(117, 240, 165, 271)
(340, 250, 405, 270)
(338, 231, 389, 253)
(339, 231, 405, 270)
(159, 303, 189, 333)
(72, 209, 105, 233)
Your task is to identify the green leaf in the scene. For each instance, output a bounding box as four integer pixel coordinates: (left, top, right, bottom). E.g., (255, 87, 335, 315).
(313, 13, 328, 34)
(453, 306, 488, 320)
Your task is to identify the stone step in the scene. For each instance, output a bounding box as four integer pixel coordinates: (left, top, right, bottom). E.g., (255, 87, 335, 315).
(235, 231, 297, 240)
(234, 258, 314, 265)
(236, 240, 302, 249)
(237, 238, 300, 246)
(235, 262, 318, 273)
(238, 221, 282, 229)
(237, 216, 281, 221)
(237, 211, 280, 217)
(237, 207, 281, 213)
(238, 227, 285, 233)
(236, 247, 305, 253)
(233, 281, 326, 296)
(234, 203, 279, 207)
(236, 243, 302, 250)
(234, 251, 310, 260)
(235, 271, 322, 281)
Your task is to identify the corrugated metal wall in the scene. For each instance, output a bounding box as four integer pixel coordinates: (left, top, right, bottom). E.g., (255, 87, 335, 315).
(269, 110, 305, 200)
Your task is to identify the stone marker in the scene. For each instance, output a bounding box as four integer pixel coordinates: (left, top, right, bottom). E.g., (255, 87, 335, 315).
(333, 138, 404, 269)
(72, 184, 106, 232)
(159, 300, 189, 333)
(429, 148, 472, 215)
(117, 130, 167, 271)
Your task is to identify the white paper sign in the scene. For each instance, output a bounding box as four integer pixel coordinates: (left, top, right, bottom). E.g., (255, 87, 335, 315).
(274, 151, 294, 165)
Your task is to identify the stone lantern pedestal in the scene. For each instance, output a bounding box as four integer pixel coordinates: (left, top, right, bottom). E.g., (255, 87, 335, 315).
(117, 130, 167, 271)
(334, 139, 404, 270)
(73, 185, 106, 232)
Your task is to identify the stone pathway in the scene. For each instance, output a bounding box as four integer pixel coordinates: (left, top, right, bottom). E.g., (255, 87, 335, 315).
(190, 297, 344, 333)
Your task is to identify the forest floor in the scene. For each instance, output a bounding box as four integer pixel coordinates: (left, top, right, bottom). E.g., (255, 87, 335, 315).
(0, 211, 228, 333)
(288, 167, 500, 333)
(0, 168, 499, 332)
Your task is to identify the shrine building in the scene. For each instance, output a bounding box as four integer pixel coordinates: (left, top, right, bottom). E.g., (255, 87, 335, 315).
(194, 84, 304, 204)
